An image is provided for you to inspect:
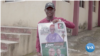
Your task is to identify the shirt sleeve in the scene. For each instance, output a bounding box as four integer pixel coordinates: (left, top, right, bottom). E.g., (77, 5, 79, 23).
(60, 18, 75, 29)
(36, 27, 40, 52)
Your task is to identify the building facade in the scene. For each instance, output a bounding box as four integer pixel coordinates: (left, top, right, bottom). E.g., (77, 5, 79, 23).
(54, 1, 100, 35)
(1, 1, 100, 35)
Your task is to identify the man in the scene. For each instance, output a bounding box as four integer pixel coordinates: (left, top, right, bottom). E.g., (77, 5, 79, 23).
(36, 2, 75, 56)
(46, 24, 63, 42)
(48, 48, 55, 56)
(56, 49, 65, 56)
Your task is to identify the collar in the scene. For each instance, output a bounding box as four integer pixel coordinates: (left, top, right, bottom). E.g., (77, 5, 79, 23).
(46, 17, 55, 22)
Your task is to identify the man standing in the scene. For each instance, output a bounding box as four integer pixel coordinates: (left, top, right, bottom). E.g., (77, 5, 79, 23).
(36, 2, 75, 56)
(56, 49, 65, 56)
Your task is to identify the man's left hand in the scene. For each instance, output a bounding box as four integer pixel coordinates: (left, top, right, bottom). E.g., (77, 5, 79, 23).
(52, 19, 59, 23)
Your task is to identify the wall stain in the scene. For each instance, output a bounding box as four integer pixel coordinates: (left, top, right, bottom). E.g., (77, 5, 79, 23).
(67, 28, 71, 33)
(13, 20, 29, 27)
(79, 22, 87, 30)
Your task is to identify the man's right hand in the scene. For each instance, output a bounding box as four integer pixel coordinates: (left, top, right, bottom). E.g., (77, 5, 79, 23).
(37, 52, 42, 56)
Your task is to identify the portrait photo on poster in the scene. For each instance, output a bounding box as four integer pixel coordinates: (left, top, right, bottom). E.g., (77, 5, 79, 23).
(38, 22, 68, 56)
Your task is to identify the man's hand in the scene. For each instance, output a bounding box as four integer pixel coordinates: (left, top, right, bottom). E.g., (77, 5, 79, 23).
(52, 19, 59, 23)
(37, 52, 42, 56)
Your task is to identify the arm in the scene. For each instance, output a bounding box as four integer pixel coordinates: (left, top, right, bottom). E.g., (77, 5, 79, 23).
(36, 27, 40, 53)
(60, 18, 75, 29)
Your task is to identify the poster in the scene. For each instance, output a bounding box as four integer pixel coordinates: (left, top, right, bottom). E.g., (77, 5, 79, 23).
(38, 22, 68, 56)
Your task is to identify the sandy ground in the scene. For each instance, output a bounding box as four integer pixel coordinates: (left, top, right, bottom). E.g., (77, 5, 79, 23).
(25, 27, 100, 56)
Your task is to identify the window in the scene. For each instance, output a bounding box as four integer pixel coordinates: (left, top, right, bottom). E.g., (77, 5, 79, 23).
(93, 1, 96, 12)
(5, 0, 24, 2)
(79, 1, 85, 8)
(65, 0, 70, 3)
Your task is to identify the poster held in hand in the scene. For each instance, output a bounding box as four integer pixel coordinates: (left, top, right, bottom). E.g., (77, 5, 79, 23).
(38, 22, 68, 56)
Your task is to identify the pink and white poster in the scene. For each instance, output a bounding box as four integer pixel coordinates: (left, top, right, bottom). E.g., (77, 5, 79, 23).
(38, 22, 68, 56)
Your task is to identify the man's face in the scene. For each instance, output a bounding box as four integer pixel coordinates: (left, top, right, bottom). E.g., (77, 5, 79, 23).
(56, 49, 61, 55)
(45, 7, 55, 17)
(49, 48, 55, 56)
(50, 27, 55, 33)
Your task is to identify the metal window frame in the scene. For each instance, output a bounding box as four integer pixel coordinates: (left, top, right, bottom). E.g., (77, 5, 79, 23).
(80, 1, 84, 8)
(65, 0, 70, 3)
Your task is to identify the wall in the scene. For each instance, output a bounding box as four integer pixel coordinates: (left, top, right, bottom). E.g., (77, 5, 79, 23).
(55, 1, 74, 22)
(1, 1, 52, 27)
(78, 1, 99, 32)
(78, 1, 89, 32)
(55, 1, 99, 33)
(1, 1, 99, 33)
(92, 1, 99, 27)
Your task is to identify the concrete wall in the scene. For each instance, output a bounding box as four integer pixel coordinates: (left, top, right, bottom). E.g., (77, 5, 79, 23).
(1, 1, 99, 30)
(78, 1, 99, 32)
(55, 1, 74, 22)
(55, 1, 99, 33)
(92, 1, 99, 27)
(1, 1, 52, 27)
(78, 1, 89, 32)
(79, 1, 88, 25)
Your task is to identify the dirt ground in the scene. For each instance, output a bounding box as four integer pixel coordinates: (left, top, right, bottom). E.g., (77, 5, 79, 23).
(25, 27, 100, 56)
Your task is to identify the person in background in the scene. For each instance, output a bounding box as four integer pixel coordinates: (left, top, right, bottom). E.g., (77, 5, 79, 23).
(36, 2, 75, 56)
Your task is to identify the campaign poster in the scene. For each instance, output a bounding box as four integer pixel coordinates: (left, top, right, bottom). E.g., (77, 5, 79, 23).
(42, 42, 67, 56)
(38, 22, 68, 56)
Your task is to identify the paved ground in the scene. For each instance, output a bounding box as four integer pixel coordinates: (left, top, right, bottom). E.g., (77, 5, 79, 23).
(68, 27, 100, 56)
(25, 27, 100, 56)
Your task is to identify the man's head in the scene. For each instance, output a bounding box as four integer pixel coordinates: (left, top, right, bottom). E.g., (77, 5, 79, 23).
(56, 49, 61, 55)
(45, 2, 55, 18)
(48, 48, 55, 56)
(50, 24, 55, 33)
